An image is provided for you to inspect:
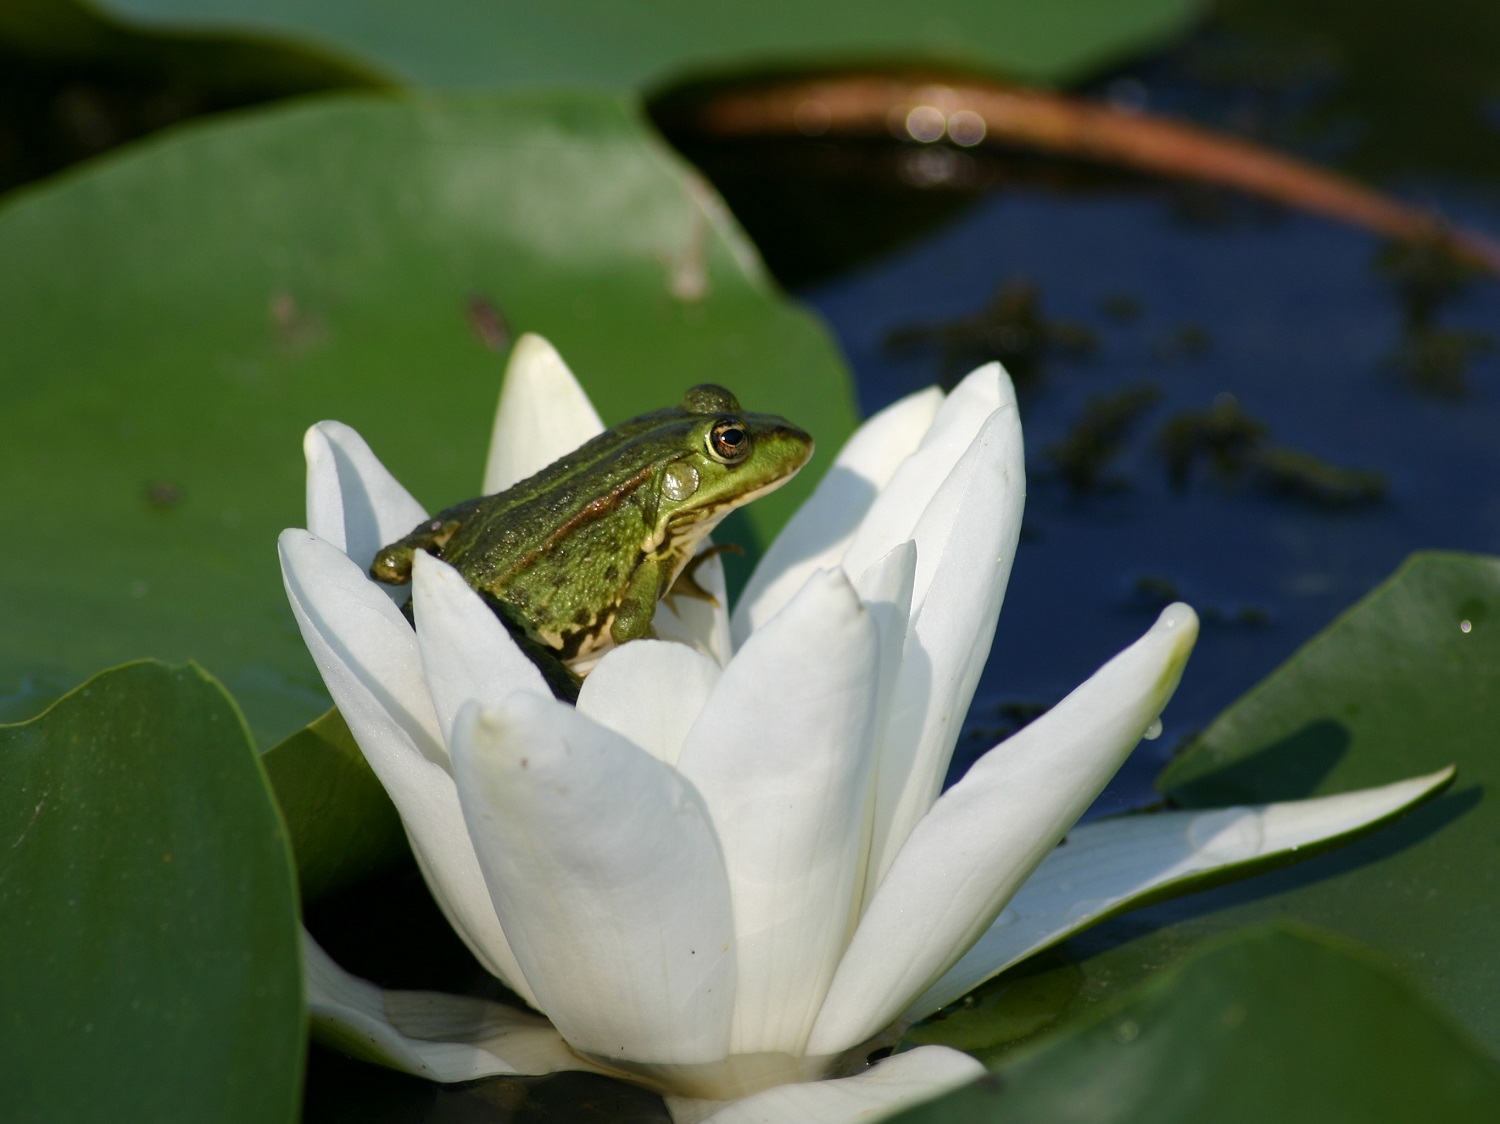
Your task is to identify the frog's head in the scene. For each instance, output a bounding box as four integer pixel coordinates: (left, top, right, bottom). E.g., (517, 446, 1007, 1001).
(653, 384, 813, 536)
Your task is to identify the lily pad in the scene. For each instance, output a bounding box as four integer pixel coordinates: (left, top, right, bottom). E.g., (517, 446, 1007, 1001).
(0, 89, 856, 747)
(0, 661, 303, 1123)
(62, 0, 1202, 91)
(263, 706, 407, 902)
(890, 926, 1500, 1123)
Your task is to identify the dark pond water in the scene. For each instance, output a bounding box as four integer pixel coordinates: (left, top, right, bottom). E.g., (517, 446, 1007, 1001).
(808, 182, 1500, 814)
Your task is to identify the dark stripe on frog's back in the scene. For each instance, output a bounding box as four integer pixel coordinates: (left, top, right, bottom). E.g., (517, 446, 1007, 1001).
(441, 461, 657, 589)
(435, 408, 701, 636)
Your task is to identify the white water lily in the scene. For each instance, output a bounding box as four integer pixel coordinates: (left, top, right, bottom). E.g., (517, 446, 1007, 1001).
(281, 334, 1452, 1123)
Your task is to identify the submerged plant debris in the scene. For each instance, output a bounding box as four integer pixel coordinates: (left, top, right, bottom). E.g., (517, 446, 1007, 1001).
(884, 278, 1097, 386)
(1044, 384, 1164, 493)
(1157, 395, 1385, 507)
(1376, 239, 1496, 395)
(1126, 574, 1271, 626)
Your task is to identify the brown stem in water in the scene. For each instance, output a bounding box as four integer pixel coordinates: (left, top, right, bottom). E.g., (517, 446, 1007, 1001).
(685, 75, 1500, 273)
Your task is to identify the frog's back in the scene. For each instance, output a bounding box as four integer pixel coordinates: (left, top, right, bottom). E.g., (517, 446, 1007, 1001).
(437, 408, 695, 651)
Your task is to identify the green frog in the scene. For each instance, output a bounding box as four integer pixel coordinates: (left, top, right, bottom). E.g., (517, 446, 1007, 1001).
(370, 384, 813, 699)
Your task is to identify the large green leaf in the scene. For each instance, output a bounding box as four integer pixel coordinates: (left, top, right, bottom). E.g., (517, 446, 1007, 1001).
(0, 90, 856, 746)
(66, 0, 1202, 91)
(891, 927, 1500, 1123)
(1159, 553, 1500, 1041)
(0, 661, 303, 1122)
(984, 553, 1499, 1054)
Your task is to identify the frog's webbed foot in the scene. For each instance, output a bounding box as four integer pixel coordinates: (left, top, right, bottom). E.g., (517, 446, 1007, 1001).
(666, 543, 744, 608)
(370, 518, 464, 585)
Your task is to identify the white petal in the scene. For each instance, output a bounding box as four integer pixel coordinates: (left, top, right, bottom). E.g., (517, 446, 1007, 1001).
(808, 604, 1199, 1056)
(577, 639, 722, 767)
(482, 333, 605, 495)
(450, 694, 736, 1065)
(731, 386, 942, 646)
(303, 930, 603, 1082)
(279, 528, 446, 768)
(867, 405, 1026, 887)
(654, 540, 733, 667)
(667, 1046, 985, 1124)
(853, 541, 918, 768)
(303, 421, 428, 599)
(677, 569, 881, 1055)
(839, 362, 1010, 585)
(904, 766, 1456, 1021)
(278, 529, 535, 1004)
(411, 550, 551, 743)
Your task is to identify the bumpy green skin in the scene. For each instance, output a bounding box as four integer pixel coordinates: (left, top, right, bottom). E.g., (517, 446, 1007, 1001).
(371, 385, 812, 695)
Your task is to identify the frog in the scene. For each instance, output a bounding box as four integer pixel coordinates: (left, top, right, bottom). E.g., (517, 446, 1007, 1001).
(369, 384, 813, 700)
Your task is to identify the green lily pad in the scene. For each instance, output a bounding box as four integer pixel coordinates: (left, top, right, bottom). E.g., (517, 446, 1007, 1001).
(56, 0, 1202, 91)
(263, 707, 407, 902)
(891, 926, 1500, 1123)
(0, 89, 856, 747)
(0, 660, 303, 1123)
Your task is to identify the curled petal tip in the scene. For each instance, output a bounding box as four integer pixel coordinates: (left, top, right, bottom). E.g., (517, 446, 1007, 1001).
(1430, 763, 1459, 787)
(507, 333, 563, 378)
(1157, 601, 1200, 635)
(951, 358, 1018, 412)
(302, 419, 362, 465)
(277, 525, 323, 561)
(1148, 603, 1199, 701)
(302, 422, 326, 457)
(485, 334, 604, 495)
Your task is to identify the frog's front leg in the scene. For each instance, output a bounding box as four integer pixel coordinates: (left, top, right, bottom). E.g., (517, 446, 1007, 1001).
(612, 554, 667, 644)
(369, 497, 484, 585)
(370, 520, 461, 585)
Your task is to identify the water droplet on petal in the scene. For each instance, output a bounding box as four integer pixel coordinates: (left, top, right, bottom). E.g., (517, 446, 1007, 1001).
(1144, 718, 1163, 740)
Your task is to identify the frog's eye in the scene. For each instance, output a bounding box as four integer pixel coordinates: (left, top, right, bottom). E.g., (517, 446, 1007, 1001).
(708, 417, 751, 463)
